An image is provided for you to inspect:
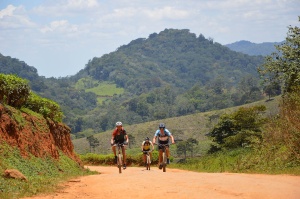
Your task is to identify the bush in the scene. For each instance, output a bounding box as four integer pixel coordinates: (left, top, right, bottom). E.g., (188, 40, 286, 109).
(24, 92, 63, 122)
(0, 74, 30, 108)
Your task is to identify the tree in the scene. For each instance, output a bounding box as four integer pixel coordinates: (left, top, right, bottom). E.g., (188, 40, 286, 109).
(207, 105, 267, 150)
(258, 17, 300, 94)
(264, 82, 281, 100)
(176, 141, 188, 159)
(128, 134, 136, 149)
(186, 138, 198, 157)
(176, 138, 199, 159)
(86, 135, 100, 153)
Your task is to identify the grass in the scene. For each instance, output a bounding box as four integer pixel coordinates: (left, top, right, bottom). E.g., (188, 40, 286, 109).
(0, 142, 96, 199)
(75, 95, 300, 175)
(171, 148, 300, 175)
(72, 96, 280, 155)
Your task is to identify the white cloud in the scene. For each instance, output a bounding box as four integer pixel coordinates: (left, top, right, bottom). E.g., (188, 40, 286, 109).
(0, 5, 35, 29)
(0, 4, 15, 18)
(40, 20, 78, 34)
(144, 6, 190, 20)
(0, 0, 299, 77)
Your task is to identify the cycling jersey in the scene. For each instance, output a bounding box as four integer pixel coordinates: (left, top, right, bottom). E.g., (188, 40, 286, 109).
(112, 127, 127, 144)
(154, 129, 172, 144)
(142, 141, 152, 151)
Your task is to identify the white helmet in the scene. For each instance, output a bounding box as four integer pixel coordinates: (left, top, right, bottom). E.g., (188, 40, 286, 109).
(116, 121, 122, 126)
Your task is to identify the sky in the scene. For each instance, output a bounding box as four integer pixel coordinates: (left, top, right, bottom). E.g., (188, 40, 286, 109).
(0, 0, 299, 78)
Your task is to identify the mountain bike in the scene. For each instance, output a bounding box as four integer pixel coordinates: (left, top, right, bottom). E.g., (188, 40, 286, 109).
(142, 150, 152, 170)
(115, 143, 127, 174)
(156, 143, 169, 172)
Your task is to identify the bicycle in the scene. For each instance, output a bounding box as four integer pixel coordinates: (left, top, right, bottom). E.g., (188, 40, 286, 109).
(142, 150, 152, 170)
(115, 143, 127, 174)
(156, 143, 169, 172)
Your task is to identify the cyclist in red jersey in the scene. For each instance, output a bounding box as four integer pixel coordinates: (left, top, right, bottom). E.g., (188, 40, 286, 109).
(110, 121, 129, 169)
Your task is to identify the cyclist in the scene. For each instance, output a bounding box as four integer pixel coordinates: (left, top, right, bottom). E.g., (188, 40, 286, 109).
(141, 137, 154, 166)
(152, 123, 175, 169)
(111, 121, 129, 169)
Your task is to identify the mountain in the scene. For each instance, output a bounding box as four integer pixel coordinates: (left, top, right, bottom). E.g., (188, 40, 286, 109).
(0, 29, 267, 137)
(225, 40, 283, 56)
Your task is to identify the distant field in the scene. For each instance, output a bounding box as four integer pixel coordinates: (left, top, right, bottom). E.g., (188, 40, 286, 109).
(72, 96, 280, 156)
(86, 83, 124, 104)
(86, 83, 124, 96)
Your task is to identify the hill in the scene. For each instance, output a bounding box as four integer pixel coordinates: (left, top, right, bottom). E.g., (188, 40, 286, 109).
(72, 96, 280, 155)
(1, 29, 268, 137)
(225, 40, 284, 56)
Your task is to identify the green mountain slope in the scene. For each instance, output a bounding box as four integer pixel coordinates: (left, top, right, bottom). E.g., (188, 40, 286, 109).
(225, 40, 284, 56)
(1, 29, 268, 137)
(73, 96, 280, 155)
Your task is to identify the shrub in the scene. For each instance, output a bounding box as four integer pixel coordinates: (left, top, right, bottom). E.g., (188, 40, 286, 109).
(24, 92, 63, 122)
(0, 74, 30, 108)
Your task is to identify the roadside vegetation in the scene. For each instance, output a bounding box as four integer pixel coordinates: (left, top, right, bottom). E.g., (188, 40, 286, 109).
(80, 18, 300, 175)
(0, 142, 95, 199)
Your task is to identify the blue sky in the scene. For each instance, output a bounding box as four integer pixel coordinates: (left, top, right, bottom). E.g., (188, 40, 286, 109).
(0, 0, 299, 78)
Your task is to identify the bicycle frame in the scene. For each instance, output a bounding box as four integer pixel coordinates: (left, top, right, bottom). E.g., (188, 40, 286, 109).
(142, 150, 152, 170)
(116, 143, 124, 174)
(158, 144, 168, 172)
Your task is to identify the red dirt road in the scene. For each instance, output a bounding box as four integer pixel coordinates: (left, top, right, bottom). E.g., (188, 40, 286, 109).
(22, 166, 300, 199)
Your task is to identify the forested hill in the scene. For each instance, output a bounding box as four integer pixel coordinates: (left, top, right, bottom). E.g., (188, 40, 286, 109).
(1, 29, 267, 137)
(75, 29, 263, 93)
(225, 40, 284, 56)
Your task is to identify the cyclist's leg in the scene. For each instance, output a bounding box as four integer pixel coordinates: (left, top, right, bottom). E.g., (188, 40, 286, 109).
(166, 146, 170, 158)
(166, 146, 170, 164)
(143, 153, 146, 164)
(158, 149, 163, 164)
(112, 145, 116, 156)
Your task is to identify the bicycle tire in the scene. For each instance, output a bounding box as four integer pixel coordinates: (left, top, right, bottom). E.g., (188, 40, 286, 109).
(146, 154, 151, 170)
(118, 154, 122, 174)
(162, 152, 166, 172)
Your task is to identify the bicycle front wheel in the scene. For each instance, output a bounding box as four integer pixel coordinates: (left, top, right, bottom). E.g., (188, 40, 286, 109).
(162, 152, 167, 172)
(118, 154, 123, 174)
(146, 155, 151, 170)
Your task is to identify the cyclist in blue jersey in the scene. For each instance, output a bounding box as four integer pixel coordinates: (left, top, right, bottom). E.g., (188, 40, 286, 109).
(152, 123, 175, 169)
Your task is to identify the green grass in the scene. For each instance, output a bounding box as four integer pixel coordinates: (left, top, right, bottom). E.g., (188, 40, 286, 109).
(85, 83, 124, 96)
(170, 148, 300, 175)
(0, 142, 96, 199)
(73, 96, 280, 155)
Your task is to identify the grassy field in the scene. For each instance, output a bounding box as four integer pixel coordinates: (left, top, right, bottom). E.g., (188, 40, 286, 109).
(72, 96, 280, 155)
(75, 78, 124, 105)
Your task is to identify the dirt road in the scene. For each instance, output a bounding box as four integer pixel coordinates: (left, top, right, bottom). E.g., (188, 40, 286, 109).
(22, 166, 300, 199)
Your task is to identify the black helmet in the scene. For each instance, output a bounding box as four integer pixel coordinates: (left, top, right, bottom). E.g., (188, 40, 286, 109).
(145, 137, 149, 141)
(159, 123, 165, 128)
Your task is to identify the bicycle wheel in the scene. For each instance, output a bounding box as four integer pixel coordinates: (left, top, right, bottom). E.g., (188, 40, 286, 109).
(118, 154, 122, 174)
(162, 152, 166, 172)
(146, 154, 151, 170)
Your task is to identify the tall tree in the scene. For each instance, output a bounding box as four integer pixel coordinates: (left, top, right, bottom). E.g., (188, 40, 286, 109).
(258, 17, 300, 94)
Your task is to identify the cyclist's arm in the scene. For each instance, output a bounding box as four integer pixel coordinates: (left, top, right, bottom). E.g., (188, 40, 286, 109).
(152, 136, 157, 144)
(110, 135, 115, 145)
(150, 141, 154, 150)
(170, 135, 175, 144)
(125, 134, 129, 144)
(141, 141, 145, 151)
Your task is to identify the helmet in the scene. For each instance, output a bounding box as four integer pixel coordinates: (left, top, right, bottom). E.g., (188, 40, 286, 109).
(145, 137, 149, 141)
(159, 123, 165, 128)
(116, 121, 122, 126)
